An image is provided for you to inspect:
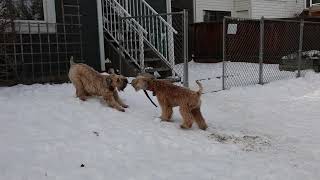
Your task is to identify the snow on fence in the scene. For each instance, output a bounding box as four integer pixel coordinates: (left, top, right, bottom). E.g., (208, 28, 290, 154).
(223, 17, 320, 89)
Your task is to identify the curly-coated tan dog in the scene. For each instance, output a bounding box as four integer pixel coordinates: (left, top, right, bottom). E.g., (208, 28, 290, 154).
(131, 74, 208, 130)
(68, 57, 129, 112)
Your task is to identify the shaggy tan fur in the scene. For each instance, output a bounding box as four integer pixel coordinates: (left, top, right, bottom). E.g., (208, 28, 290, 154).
(131, 75, 208, 130)
(68, 58, 129, 112)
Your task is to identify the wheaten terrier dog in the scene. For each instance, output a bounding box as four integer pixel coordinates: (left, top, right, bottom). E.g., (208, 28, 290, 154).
(131, 74, 208, 130)
(68, 57, 129, 112)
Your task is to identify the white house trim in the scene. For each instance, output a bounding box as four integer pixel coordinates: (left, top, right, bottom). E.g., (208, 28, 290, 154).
(167, 0, 172, 13)
(96, 0, 106, 71)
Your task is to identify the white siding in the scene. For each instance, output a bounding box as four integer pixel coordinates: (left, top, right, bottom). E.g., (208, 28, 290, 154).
(194, 0, 305, 22)
(195, 0, 234, 22)
(251, 0, 305, 18)
(235, 0, 249, 11)
(236, 10, 250, 18)
(234, 0, 250, 18)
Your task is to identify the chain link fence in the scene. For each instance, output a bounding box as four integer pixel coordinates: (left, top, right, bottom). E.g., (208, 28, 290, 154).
(223, 17, 320, 89)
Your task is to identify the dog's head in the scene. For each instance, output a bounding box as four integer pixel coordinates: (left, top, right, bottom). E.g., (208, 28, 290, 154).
(105, 74, 128, 91)
(131, 73, 155, 91)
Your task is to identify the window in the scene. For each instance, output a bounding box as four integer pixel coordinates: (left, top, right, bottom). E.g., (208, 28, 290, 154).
(1, 0, 56, 23)
(308, 0, 320, 7)
(12, 0, 45, 21)
(203, 10, 231, 22)
(312, 0, 320, 4)
(1, 0, 56, 33)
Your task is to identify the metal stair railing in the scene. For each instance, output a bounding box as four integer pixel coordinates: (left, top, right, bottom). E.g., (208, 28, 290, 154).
(103, 0, 147, 69)
(117, 0, 178, 75)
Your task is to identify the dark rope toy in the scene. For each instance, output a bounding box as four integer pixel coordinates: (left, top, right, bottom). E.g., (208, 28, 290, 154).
(143, 90, 158, 107)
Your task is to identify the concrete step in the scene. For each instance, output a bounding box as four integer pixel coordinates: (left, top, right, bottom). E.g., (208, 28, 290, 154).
(145, 67, 170, 73)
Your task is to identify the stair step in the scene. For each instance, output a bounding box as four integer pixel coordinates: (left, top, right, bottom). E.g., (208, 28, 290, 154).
(144, 48, 153, 52)
(109, 30, 135, 34)
(126, 47, 154, 53)
(122, 39, 140, 43)
(145, 67, 170, 73)
(163, 76, 181, 82)
(145, 58, 161, 62)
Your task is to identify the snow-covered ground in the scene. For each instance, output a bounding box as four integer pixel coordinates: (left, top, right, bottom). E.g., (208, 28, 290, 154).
(1, 62, 320, 180)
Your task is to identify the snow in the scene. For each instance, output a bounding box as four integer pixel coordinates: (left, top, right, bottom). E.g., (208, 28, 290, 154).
(282, 50, 320, 60)
(1, 62, 320, 180)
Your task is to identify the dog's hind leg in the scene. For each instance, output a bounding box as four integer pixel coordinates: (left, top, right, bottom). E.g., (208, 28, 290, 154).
(73, 80, 88, 101)
(179, 106, 194, 129)
(103, 93, 125, 112)
(191, 108, 208, 130)
(159, 103, 173, 122)
(113, 91, 128, 108)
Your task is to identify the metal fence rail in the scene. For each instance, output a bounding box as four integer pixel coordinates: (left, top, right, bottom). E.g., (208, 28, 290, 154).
(223, 17, 320, 89)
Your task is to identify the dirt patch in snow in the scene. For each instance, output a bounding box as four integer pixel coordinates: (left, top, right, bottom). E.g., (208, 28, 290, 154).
(209, 132, 271, 152)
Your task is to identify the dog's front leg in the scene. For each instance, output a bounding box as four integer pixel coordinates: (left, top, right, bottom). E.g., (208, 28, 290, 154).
(159, 101, 173, 122)
(113, 91, 129, 108)
(103, 93, 125, 112)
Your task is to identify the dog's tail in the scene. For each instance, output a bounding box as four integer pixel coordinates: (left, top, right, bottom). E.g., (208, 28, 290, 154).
(196, 80, 203, 95)
(70, 56, 75, 66)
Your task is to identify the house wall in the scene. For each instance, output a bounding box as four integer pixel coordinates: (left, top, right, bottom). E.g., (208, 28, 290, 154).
(172, 0, 194, 23)
(194, 0, 234, 22)
(146, 0, 167, 13)
(234, 0, 250, 18)
(193, 0, 306, 22)
(79, 0, 101, 70)
(251, 0, 305, 18)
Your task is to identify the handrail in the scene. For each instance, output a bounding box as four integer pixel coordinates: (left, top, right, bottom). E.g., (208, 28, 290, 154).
(140, 0, 178, 34)
(104, 0, 179, 78)
(111, 0, 148, 35)
(121, 14, 179, 34)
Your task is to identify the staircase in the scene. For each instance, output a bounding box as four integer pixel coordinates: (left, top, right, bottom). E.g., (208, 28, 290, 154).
(102, 0, 180, 80)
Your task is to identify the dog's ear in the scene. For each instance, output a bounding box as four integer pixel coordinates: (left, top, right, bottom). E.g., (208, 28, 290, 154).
(143, 78, 153, 90)
(105, 77, 115, 91)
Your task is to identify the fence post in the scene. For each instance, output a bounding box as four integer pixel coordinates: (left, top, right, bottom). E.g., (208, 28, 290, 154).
(183, 9, 189, 87)
(259, 16, 264, 85)
(297, 19, 304, 78)
(222, 17, 226, 90)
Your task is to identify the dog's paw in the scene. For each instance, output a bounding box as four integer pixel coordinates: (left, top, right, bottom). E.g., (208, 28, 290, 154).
(199, 124, 208, 131)
(79, 96, 87, 101)
(180, 124, 191, 129)
(118, 108, 125, 112)
(122, 104, 129, 108)
(160, 118, 173, 122)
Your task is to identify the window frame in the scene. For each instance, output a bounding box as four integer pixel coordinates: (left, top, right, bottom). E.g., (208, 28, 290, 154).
(11, 0, 57, 34)
(13, 0, 56, 24)
(203, 10, 231, 22)
(309, 0, 320, 7)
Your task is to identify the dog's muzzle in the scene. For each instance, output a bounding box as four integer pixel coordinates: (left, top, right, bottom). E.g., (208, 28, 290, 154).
(119, 79, 128, 91)
(130, 80, 139, 91)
